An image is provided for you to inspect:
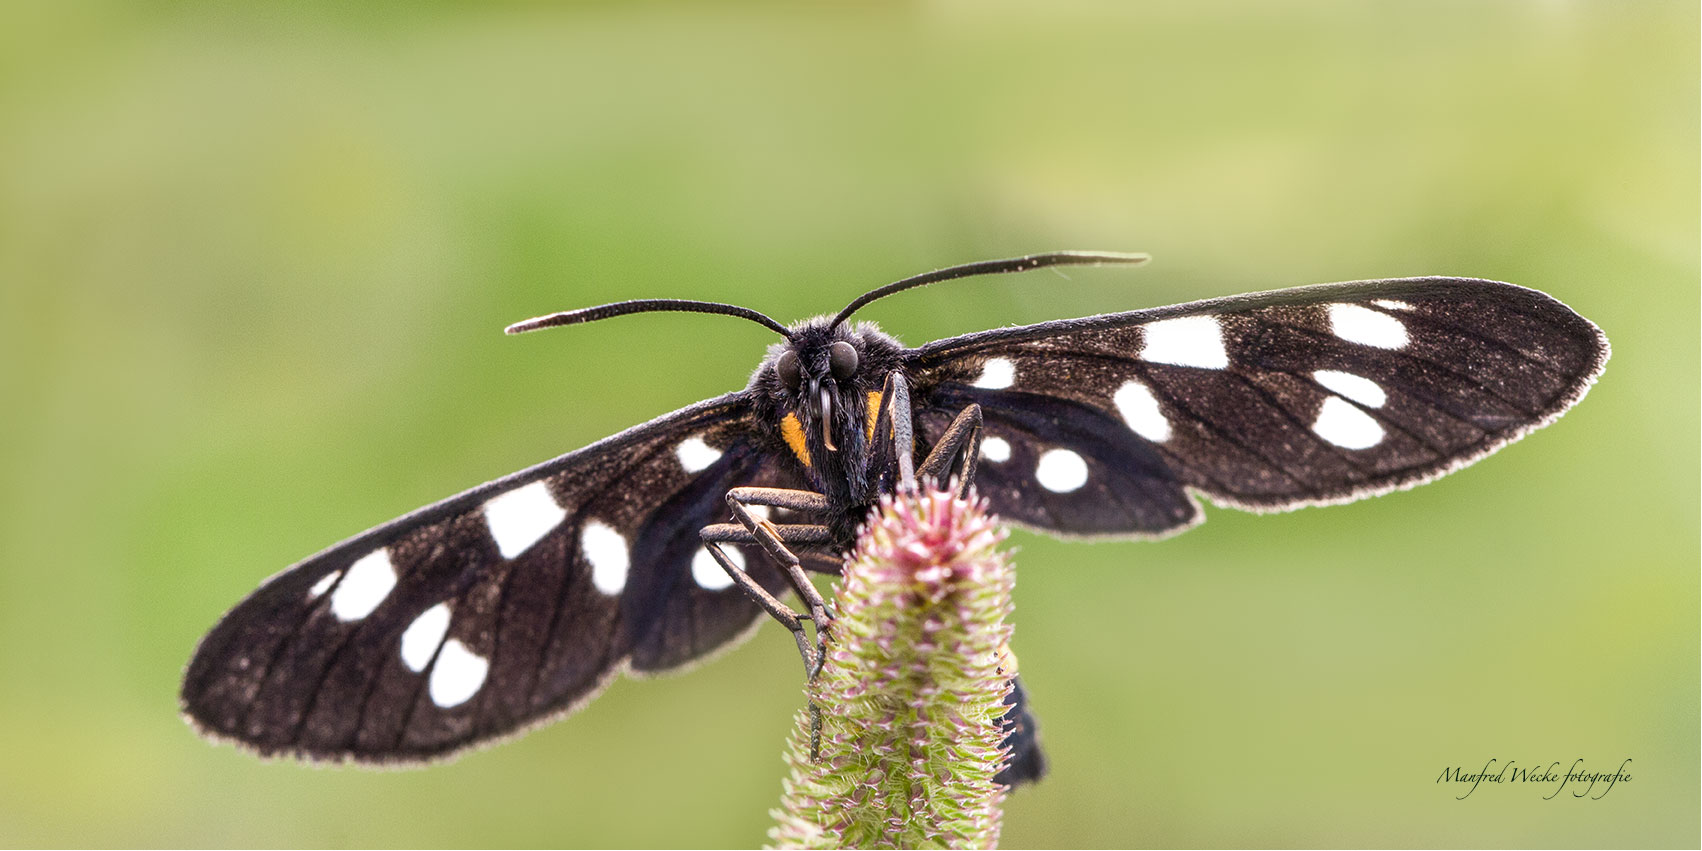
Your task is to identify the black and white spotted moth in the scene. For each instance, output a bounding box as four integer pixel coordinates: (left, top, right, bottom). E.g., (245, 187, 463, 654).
(182, 252, 1609, 787)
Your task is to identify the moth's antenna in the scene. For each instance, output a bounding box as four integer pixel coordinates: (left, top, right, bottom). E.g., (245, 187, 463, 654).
(831, 250, 1150, 329)
(506, 299, 793, 338)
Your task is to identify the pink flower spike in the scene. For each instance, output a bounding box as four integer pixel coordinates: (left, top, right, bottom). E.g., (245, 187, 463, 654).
(771, 483, 1013, 849)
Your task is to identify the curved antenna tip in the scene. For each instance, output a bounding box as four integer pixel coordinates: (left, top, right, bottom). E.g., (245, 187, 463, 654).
(1091, 251, 1149, 263)
(832, 250, 1152, 328)
(504, 317, 551, 335)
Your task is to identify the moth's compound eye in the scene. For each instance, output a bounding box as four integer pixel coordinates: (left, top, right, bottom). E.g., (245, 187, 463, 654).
(828, 341, 858, 381)
(777, 350, 802, 390)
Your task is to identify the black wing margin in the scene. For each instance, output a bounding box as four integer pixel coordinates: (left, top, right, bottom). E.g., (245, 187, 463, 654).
(182, 392, 796, 763)
(906, 277, 1609, 538)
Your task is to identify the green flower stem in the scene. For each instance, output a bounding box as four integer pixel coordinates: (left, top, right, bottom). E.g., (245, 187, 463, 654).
(771, 485, 1014, 850)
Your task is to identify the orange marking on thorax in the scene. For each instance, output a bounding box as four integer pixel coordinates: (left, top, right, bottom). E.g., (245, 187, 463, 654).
(781, 413, 812, 467)
(865, 391, 882, 441)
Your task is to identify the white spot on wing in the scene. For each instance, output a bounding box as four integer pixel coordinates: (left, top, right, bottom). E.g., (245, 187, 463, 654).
(1313, 397, 1385, 449)
(307, 571, 339, 600)
(1035, 448, 1089, 493)
(428, 639, 488, 708)
(973, 357, 1016, 389)
(581, 521, 630, 595)
(331, 550, 395, 622)
(676, 436, 722, 473)
(1328, 303, 1409, 349)
(692, 545, 742, 591)
(1372, 299, 1413, 311)
(1113, 379, 1171, 442)
(1313, 369, 1387, 408)
(484, 481, 566, 559)
(400, 602, 451, 673)
(980, 436, 1012, 463)
(1140, 316, 1229, 369)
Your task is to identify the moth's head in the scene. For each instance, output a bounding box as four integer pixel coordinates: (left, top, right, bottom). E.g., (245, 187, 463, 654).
(755, 319, 900, 405)
(749, 319, 904, 459)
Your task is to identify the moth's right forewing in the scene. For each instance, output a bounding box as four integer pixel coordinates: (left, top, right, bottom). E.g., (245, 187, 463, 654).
(907, 278, 1608, 538)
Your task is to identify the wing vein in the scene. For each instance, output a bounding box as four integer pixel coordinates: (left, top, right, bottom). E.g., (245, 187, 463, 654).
(286, 607, 383, 750)
(1131, 363, 1326, 490)
(1218, 368, 1376, 479)
(1262, 321, 1545, 417)
(235, 586, 329, 741)
(1360, 301, 1573, 376)
(1273, 366, 1453, 458)
(382, 579, 482, 752)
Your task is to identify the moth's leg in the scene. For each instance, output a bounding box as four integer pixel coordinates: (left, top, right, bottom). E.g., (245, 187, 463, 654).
(881, 371, 917, 490)
(697, 534, 818, 677)
(699, 514, 834, 678)
(718, 486, 836, 675)
(879, 371, 981, 497)
(717, 485, 832, 515)
(917, 402, 983, 499)
(701, 486, 838, 761)
(698, 526, 831, 761)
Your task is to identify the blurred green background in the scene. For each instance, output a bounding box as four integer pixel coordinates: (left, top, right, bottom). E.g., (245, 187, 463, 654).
(1, 0, 1694, 847)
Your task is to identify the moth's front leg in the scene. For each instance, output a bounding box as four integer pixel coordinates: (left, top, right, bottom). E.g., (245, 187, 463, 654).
(700, 486, 835, 678)
(880, 371, 982, 498)
(877, 370, 917, 489)
(697, 538, 816, 677)
(700, 486, 839, 762)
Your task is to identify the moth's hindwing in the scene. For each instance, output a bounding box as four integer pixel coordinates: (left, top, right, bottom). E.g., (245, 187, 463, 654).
(908, 277, 1608, 537)
(181, 392, 796, 763)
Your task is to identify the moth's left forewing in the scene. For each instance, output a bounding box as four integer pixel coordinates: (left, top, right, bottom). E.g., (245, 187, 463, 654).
(182, 393, 793, 764)
(907, 278, 1607, 538)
